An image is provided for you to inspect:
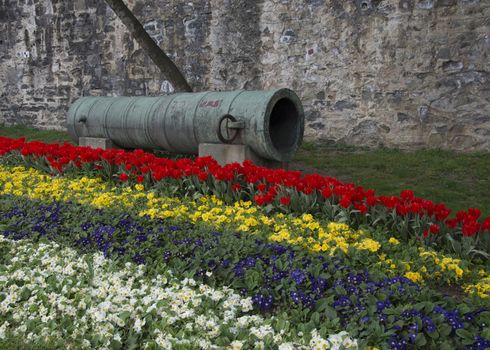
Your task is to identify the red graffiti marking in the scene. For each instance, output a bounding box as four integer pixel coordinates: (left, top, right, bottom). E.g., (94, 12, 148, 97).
(199, 100, 221, 108)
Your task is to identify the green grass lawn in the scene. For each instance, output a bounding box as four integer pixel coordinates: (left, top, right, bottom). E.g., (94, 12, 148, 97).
(0, 125, 71, 144)
(295, 142, 490, 217)
(1, 125, 489, 217)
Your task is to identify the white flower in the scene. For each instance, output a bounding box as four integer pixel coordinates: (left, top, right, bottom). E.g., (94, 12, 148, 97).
(146, 304, 157, 313)
(199, 284, 211, 293)
(91, 309, 107, 323)
(342, 337, 357, 349)
(310, 338, 331, 350)
(250, 325, 274, 340)
(278, 343, 294, 350)
(240, 298, 253, 312)
(223, 310, 236, 322)
(182, 278, 196, 286)
(134, 318, 146, 333)
(208, 325, 220, 338)
(41, 314, 51, 323)
(0, 321, 9, 340)
(114, 316, 125, 327)
(198, 339, 212, 349)
(142, 295, 153, 305)
(254, 341, 265, 349)
(236, 316, 250, 328)
(228, 340, 244, 350)
(210, 290, 224, 301)
(273, 334, 283, 343)
(328, 334, 343, 346)
(156, 337, 173, 350)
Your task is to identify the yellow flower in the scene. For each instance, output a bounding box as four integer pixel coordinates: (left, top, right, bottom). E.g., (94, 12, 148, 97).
(260, 215, 272, 225)
(244, 217, 259, 227)
(312, 243, 322, 252)
(405, 271, 423, 284)
(237, 224, 249, 232)
(355, 238, 381, 252)
(336, 240, 349, 253)
(301, 213, 313, 222)
(306, 221, 320, 230)
(201, 212, 212, 221)
(388, 237, 400, 245)
(463, 274, 490, 298)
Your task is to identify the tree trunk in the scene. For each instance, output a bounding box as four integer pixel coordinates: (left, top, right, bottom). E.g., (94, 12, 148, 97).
(104, 0, 192, 92)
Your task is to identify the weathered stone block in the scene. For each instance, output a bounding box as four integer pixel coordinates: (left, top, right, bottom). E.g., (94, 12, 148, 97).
(78, 137, 115, 150)
(198, 143, 284, 168)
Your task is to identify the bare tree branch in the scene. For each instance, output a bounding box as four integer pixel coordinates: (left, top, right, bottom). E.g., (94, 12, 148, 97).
(105, 0, 192, 92)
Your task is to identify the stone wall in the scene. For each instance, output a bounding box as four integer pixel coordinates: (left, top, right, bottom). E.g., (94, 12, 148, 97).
(0, 0, 489, 151)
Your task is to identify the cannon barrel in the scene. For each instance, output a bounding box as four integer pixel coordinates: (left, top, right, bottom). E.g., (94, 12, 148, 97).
(67, 88, 304, 162)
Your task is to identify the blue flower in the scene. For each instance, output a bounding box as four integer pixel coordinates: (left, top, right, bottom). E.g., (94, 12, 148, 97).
(376, 300, 391, 312)
(136, 234, 147, 242)
(290, 290, 304, 304)
(361, 316, 370, 323)
(466, 336, 490, 350)
(133, 254, 145, 265)
(310, 276, 328, 293)
(434, 306, 464, 330)
(252, 293, 273, 311)
(388, 337, 407, 350)
(291, 269, 306, 284)
(333, 296, 351, 308)
(163, 251, 172, 260)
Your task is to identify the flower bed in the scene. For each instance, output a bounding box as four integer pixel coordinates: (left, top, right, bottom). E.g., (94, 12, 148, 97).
(0, 165, 486, 290)
(0, 136, 489, 261)
(0, 137, 489, 349)
(1, 194, 489, 349)
(0, 236, 357, 349)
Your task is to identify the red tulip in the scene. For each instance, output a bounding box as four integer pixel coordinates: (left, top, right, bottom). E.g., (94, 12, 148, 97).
(280, 196, 291, 206)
